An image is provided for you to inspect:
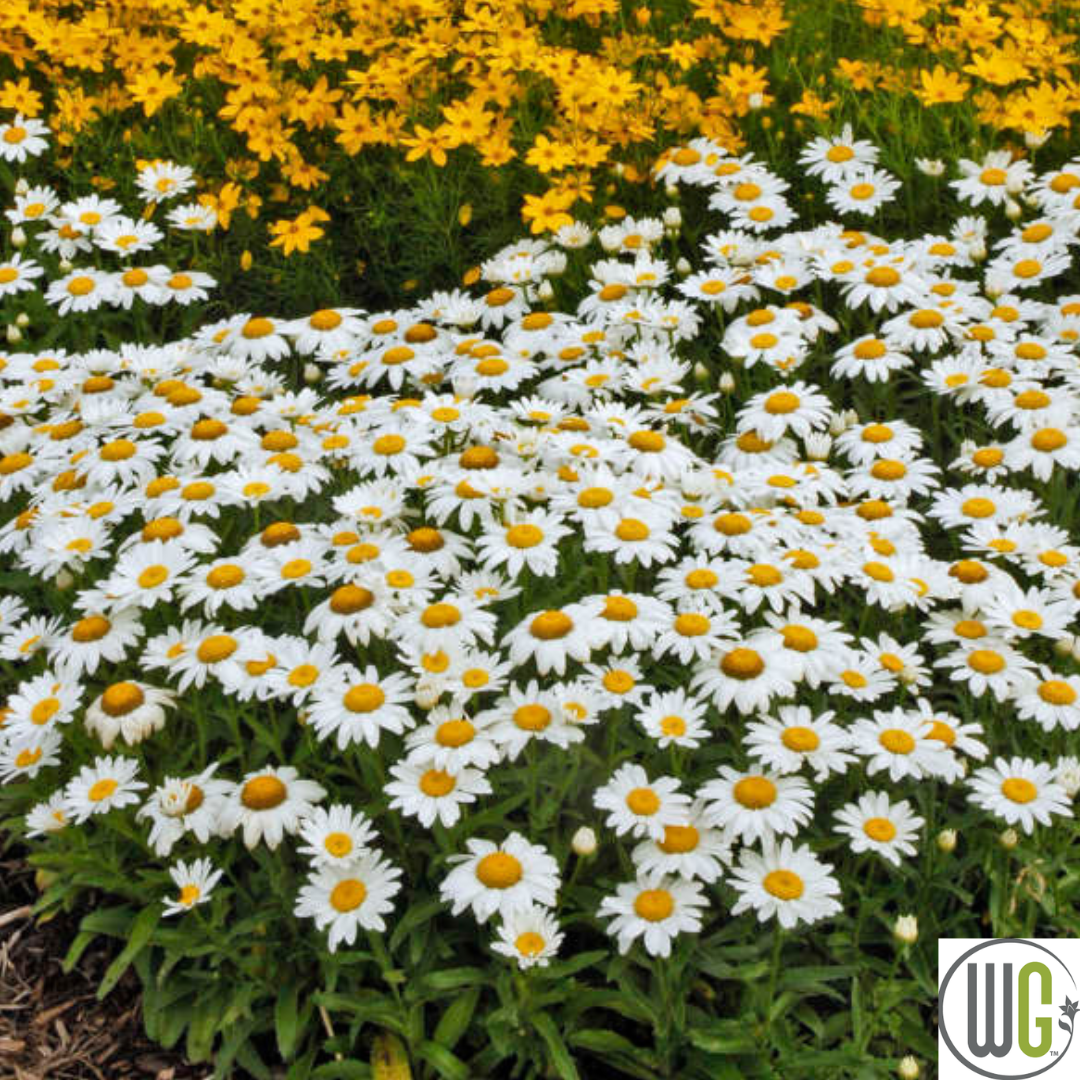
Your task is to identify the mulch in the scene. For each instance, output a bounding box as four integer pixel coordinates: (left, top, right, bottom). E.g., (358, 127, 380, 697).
(0, 855, 210, 1080)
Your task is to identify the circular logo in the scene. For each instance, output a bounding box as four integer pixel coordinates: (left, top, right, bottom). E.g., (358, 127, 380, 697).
(940, 939, 1076, 1079)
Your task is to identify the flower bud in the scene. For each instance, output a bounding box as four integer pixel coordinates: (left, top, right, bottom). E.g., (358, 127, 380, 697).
(537, 280, 554, 302)
(55, 568, 75, 591)
(968, 242, 988, 262)
(1024, 129, 1050, 150)
(663, 207, 682, 229)
(1057, 758, 1080, 798)
(15, 312, 29, 328)
(1072, 639, 1080, 664)
(11, 227, 26, 249)
(1004, 199, 1022, 221)
(59, 258, 74, 274)
(676, 257, 692, 277)
(718, 371, 735, 393)
(571, 826, 597, 856)
(1055, 635, 1076, 658)
(999, 827, 1019, 850)
(916, 158, 945, 177)
(893, 915, 918, 945)
(6, 325, 21, 344)
(804, 433, 832, 461)
(303, 363, 322, 385)
(15, 177, 29, 196)
(1006, 174, 1026, 195)
(897, 1056, 920, 1080)
(937, 828, 957, 853)
(452, 373, 478, 400)
(665, 183, 678, 199)
(748, 92, 765, 110)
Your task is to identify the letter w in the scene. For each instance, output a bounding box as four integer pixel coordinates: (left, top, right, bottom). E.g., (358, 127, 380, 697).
(968, 962, 1013, 1058)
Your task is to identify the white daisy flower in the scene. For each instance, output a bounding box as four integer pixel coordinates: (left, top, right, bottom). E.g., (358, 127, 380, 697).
(218, 765, 326, 850)
(163, 857, 223, 917)
(834, 793, 924, 867)
(491, 906, 564, 969)
(598, 874, 707, 958)
(64, 754, 147, 824)
(729, 839, 842, 929)
(294, 853, 403, 950)
(967, 757, 1072, 834)
(593, 763, 692, 841)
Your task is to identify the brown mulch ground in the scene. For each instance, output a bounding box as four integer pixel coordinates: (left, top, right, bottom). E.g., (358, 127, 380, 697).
(0, 856, 209, 1080)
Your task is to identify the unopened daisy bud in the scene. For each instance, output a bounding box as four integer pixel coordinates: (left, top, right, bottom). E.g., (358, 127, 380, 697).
(612, 162, 625, 179)
(663, 207, 682, 229)
(1054, 634, 1075, 658)
(1004, 199, 1022, 221)
(414, 681, 442, 710)
(748, 92, 765, 110)
(694, 362, 710, 385)
(537, 280, 554, 302)
(665, 183, 678, 199)
(1071, 639, 1080, 664)
(1056, 758, 1080, 798)
(15, 312, 29, 328)
(937, 828, 957, 853)
(571, 826, 597, 856)
(1005, 174, 1026, 195)
(897, 1056, 920, 1080)
(11, 227, 26, 249)
(893, 915, 918, 945)
(843, 408, 860, 428)
(1025, 129, 1050, 150)
(59, 258, 73, 274)
(999, 827, 1019, 850)
(452, 373, 478, 400)
(6, 325, 21, 344)
(676, 257, 692, 276)
(916, 158, 945, 177)
(55, 568, 75, 590)
(718, 370, 735, 393)
(15, 177, 29, 195)
(968, 241, 987, 262)
(898, 665, 920, 686)
(804, 433, 832, 461)
(303, 363, 322, 385)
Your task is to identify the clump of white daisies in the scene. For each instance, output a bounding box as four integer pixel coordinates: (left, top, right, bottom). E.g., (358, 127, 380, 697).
(4, 118, 1080, 968)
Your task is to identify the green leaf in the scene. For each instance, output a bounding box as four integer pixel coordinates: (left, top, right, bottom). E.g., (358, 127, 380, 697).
(780, 965, 860, 989)
(62, 930, 96, 974)
(687, 1022, 760, 1055)
(532, 1012, 580, 1080)
(276, 979, 302, 1060)
(568, 1030, 639, 1054)
(389, 898, 444, 954)
(97, 904, 160, 999)
(433, 986, 480, 1050)
(414, 966, 485, 994)
(416, 1040, 471, 1080)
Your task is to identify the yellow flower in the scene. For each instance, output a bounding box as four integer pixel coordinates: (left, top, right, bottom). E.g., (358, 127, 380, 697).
(915, 65, 970, 106)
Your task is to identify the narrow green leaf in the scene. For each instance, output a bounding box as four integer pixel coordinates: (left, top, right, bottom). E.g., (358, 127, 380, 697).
(97, 904, 160, 999)
(416, 1040, 471, 1080)
(276, 979, 301, 1060)
(532, 1012, 580, 1080)
(433, 985, 480, 1050)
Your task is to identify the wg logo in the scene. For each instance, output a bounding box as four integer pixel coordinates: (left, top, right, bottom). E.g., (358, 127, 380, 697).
(939, 939, 1080, 1079)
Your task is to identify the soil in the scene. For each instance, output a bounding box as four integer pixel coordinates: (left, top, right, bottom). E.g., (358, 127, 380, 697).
(0, 855, 209, 1080)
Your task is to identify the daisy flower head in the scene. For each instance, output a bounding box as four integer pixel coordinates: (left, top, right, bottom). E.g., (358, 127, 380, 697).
(691, 634, 798, 715)
(0, 253, 44, 297)
(967, 757, 1072, 834)
(834, 792, 924, 867)
(593, 763, 692, 841)
(384, 757, 492, 829)
(636, 688, 711, 749)
(825, 168, 901, 216)
(163, 857, 223, 917)
(45, 269, 118, 315)
(799, 125, 880, 183)
(631, 801, 731, 883)
(1014, 669, 1080, 732)
(504, 602, 604, 676)
(699, 766, 814, 844)
(736, 382, 832, 442)
(743, 705, 855, 781)
(0, 114, 50, 162)
(491, 906, 564, 969)
(729, 839, 842, 929)
(136, 160, 196, 203)
(218, 764, 326, 850)
(952, 151, 1032, 207)
(296, 804, 378, 867)
(305, 664, 414, 750)
(25, 792, 69, 838)
(64, 754, 147, 824)
(294, 853, 404, 950)
(83, 680, 176, 749)
(136, 765, 233, 857)
(848, 708, 953, 782)
(404, 705, 501, 772)
(598, 874, 708, 958)
(440, 832, 559, 924)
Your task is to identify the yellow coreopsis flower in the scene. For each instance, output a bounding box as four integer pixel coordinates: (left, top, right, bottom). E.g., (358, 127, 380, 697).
(914, 65, 970, 106)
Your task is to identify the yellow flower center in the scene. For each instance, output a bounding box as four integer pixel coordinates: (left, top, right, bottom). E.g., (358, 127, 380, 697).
(241, 775, 287, 810)
(513, 704, 551, 731)
(658, 824, 699, 853)
(714, 512, 751, 536)
(476, 852, 523, 888)
(138, 565, 170, 589)
(515, 931, 546, 956)
(685, 568, 719, 589)
(863, 817, 897, 842)
(324, 832, 354, 858)
(530, 610, 572, 639)
(660, 715, 686, 736)
(330, 879, 368, 912)
(30, 698, 61, 724)
(674, 613, 710, 637)
(436, 719, 475, 746)
(626, 787, 661, 815)
(419, 769, 457, 797)
(615, 518, 650, 542)
(72, 615, 111, 642)
(1032, 428, 1067, 452)
(421, 603, 461, 628)
(721, 648, 765, 680)
(733, 776, 777, 809)
(506, 524, 543, 548)
(633, 888, 675, 921)
(197, 635, 237, 664)
(781, 726, 820, 752)
(628, 430, 665, 452)
(1001, 778, 1037, 804)
(865, 266, 900, 288)
(764, 391, 799, 414)
(781, 625, 818, 652)
(763, 870, 804, 900)
(967, 649, 1005, 674)
(879, 729, 915, 754)
(1038, 680, 1076, 706)
(88, 778, 119, 802)
(344, 684, 385, 713)
(101, 682, 145, 717)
